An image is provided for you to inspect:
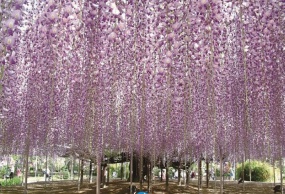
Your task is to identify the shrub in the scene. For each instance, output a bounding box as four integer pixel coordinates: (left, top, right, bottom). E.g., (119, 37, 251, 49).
(152, 167, 160, 177)
(0, 166, 10, 179)
(236, 160, 271, 182)
(215, 168, 220, 177)
(108, 164, 129, 179)
(215, 168, 230, 178)
(0, 177, 22, 187)
(53, 170, 69, 179)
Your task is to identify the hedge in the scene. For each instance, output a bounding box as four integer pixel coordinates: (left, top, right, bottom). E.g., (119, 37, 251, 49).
(236, 160, 272, 182)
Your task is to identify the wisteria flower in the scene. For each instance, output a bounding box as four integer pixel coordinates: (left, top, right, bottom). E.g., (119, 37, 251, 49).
(5, 18, 16, 29)
(11, 9, 22, 20)
(48, 11, 58, 21)
(5, 36, 15, 47)
(64, 5, 73, 15)
(108, 32, 117, 40)
(50, 26, 58, 34)
(48, 0, 55, 7)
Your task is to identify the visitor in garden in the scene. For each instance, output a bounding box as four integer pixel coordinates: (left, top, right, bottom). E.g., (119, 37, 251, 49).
(162, 170, 166, 180)
(112, 171, 117, 178)
(191, 171, 195, 179)
(43, 168, 51, 181)
(229, 168, 234, 180)
(17, 168, 21, 177)
(9, 171, 14, 179)
(210, 169, 215, 180)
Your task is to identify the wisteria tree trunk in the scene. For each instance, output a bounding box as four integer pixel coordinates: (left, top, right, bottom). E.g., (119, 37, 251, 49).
(139, 154, 143, 191)
(130, 150, 134, 194)
(160, 160, 163, 182)
(148, 162, 151, 192)
(249, 158, 252, 181)
(166, 160, 169, 192)
(77, 159, 81, 191)
(198, 159, 202, 189)
(242, 157, 245, 191)
(107, 166, 110, 184)
(219, 157, 223, 194)
(206, 160, 209, 188)
(129, 154, 140, 182)
(71, 156, 74, 180)
(186, 168, 190, 186)
(96, 157, 101, 194)
(80, 159, 84, 188)
(89, 161, 92, 183)
(273, 160, 276, 186)
(121, 162, 123, 180)
(101, 164, 107, 188)
(280, 154, 283, 194)
(24, 150, 29, 193)
(178, 162, 181, 186)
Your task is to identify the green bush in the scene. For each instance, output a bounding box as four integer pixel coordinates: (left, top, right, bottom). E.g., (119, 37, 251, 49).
(0, 167, 7, 178)
(0, 177, 22, 187)
(108, 164, 129, 179)
(152, 167, 160, 177)
(215, 168, 220, 177)
(63, 171, 70, 179)
(54, 171, 69, 179)
(109, 166, 115, 177)
(0, 166, 11, 179)
(168, 167, 175, 178)
(236, 160, 271, 182)
(214, 168, 232, 178)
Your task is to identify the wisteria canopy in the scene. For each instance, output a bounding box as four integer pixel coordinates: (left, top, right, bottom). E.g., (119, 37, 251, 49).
(0, 0, 284, 164)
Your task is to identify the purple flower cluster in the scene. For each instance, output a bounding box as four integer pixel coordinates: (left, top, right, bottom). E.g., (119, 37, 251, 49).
(0, 0, 284, 166)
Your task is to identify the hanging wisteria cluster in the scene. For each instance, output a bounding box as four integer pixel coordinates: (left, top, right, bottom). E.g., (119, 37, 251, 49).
(0, 0, 284, 164)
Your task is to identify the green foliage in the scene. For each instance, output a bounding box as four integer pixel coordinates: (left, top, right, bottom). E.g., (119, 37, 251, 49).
(54, 171, 69, 179)
(215, 168, 220, 177)
(0, 166, 10, 179)
(109, 166, 116, 177)
(152, 166, 160, 177)
(117, 166, 123, 178)
(61, 165, 68, 171)
(11, 155, 21, 161)
(236, 160, 272, 182)
(168, 167, 175, 178)
(118, 165, 129, 178)
(108, 163, 129, 179)
(215, 168, 231, 178)
(0, 177, 22, 187)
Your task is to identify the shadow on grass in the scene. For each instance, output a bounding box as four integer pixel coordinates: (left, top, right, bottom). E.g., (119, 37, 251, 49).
(0, 179, 278, 194)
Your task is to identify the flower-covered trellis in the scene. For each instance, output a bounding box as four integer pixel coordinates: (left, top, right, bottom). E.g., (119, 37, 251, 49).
(0, 0, 284, 193)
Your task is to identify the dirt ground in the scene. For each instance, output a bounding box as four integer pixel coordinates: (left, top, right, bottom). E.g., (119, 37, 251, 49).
(0, 179, 280, 194)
